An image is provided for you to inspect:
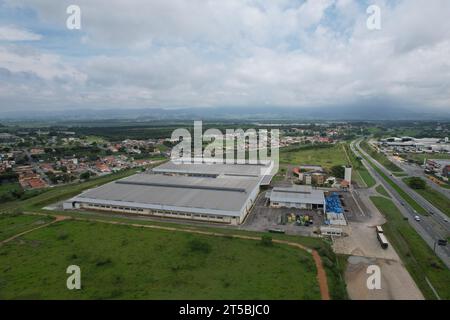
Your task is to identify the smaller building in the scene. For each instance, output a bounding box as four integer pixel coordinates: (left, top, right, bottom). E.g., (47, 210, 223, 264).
(299, 165, 324, 172)
(344, 165, 352, 185)
(443, 165, 450, 178)
(320, 226, 343, 237)
(293, 165, 327, 186)
(340, 180, 350, 191)
(0, 133, 20, 143)
(267, 185, 325, 212)
(325, 193, 347, 226)
(425, 159, 450, 178)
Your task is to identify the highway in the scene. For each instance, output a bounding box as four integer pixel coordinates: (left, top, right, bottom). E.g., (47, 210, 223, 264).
(350, 139, 450, 268)
(389, 155, 450, 198)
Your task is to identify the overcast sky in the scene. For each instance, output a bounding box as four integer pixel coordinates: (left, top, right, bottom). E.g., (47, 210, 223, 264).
(0, 0, 449, 113)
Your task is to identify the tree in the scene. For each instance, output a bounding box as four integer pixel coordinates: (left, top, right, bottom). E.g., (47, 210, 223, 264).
(47, 172, 58, 184)
(407, 177, 426, 189)
(80, 171, 91, 180)
(331, 165, 345, 179)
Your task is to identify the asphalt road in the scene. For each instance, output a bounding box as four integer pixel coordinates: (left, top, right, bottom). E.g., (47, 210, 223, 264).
(350, 139, 450, 268)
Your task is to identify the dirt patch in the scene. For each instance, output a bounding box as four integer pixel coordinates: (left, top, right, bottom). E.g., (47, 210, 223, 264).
(333, 223, 398, 260)
(345, 255, 424, 300)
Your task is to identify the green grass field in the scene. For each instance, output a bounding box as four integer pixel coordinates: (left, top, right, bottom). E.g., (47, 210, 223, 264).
(84, 136, 107, 144)
(0, 182, 22, 202)
(0, 183, 21, 195)
(375, 185, 390, 198)
(370, 197, 450, 300)
(344, 143, 376, 188)
(0, 213, 53, 241)
(403, 177, 450, 217)
(392, 172, 408, 177)
(280, 143, 347, 170)
(0, 219, 321, 300)
(360, 141, 403, 173)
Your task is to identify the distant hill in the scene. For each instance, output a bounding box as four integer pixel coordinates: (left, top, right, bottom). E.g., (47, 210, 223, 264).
(0, 104, 449, 121)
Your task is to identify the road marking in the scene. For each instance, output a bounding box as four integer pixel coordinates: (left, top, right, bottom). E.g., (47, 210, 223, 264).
(350, 189, 366, 217)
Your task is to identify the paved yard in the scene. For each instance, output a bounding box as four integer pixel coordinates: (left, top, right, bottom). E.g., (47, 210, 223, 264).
(241, 191, 323, 237)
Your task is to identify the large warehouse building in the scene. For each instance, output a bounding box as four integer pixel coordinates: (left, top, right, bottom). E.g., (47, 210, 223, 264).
(63, 160, 274, 225)
(267, 185, 326, 213)
(152, 158, 275, 185)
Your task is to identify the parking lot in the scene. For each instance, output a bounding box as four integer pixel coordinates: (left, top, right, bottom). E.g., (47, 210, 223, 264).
(338, 190, 370, 223)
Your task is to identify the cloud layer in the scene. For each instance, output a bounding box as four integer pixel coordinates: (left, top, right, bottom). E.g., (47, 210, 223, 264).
(0, 0, 449, 113)
(0, 25, 42, 41)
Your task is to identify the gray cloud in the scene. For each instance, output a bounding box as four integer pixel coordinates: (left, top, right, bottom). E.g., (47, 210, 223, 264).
(0, 0, 449, 112)
(0, 25, 42, 41)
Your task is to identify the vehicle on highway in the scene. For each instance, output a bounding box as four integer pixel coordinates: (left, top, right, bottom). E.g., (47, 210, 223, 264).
(444, 218, 448, 223)
(414, 215, 421, 222)
(429, 211, 434, 215)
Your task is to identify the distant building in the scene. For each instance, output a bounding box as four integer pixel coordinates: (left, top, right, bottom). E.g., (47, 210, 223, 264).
(0, 133, 20, 143)
(379, 136, 450, 152)
(293, 165, 327, 185)
(30, 148, 45, 155)
(443, 165, 450, 178)
(26, 178, 47, 189)
(425, 159, 450, 177)
(95, 163, 111, 173)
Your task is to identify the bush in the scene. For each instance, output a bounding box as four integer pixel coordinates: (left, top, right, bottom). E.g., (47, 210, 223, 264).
(68, 254, 78, 260)
(188, 239, 212, 254)
(322, 256, 334, 268)
(57, 232, 69, 240)
(261, 235, 273, 247)
(96, 257, 112, 266)
(80, 171, 91, 180)
(406, 177, 426, 189)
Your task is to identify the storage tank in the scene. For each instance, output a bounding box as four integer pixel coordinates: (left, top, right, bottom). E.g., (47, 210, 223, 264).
(344, 165, 352, 185)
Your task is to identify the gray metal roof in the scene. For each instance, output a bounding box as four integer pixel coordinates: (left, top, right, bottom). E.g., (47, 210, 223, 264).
(268, 185, 325, 205)
(152, 160, 272, 177)
(69, 173, 260, 216)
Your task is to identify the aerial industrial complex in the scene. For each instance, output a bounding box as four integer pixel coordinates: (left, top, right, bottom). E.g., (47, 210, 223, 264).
(64, 160, 275, 225)
(63, 158, 351, 227)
